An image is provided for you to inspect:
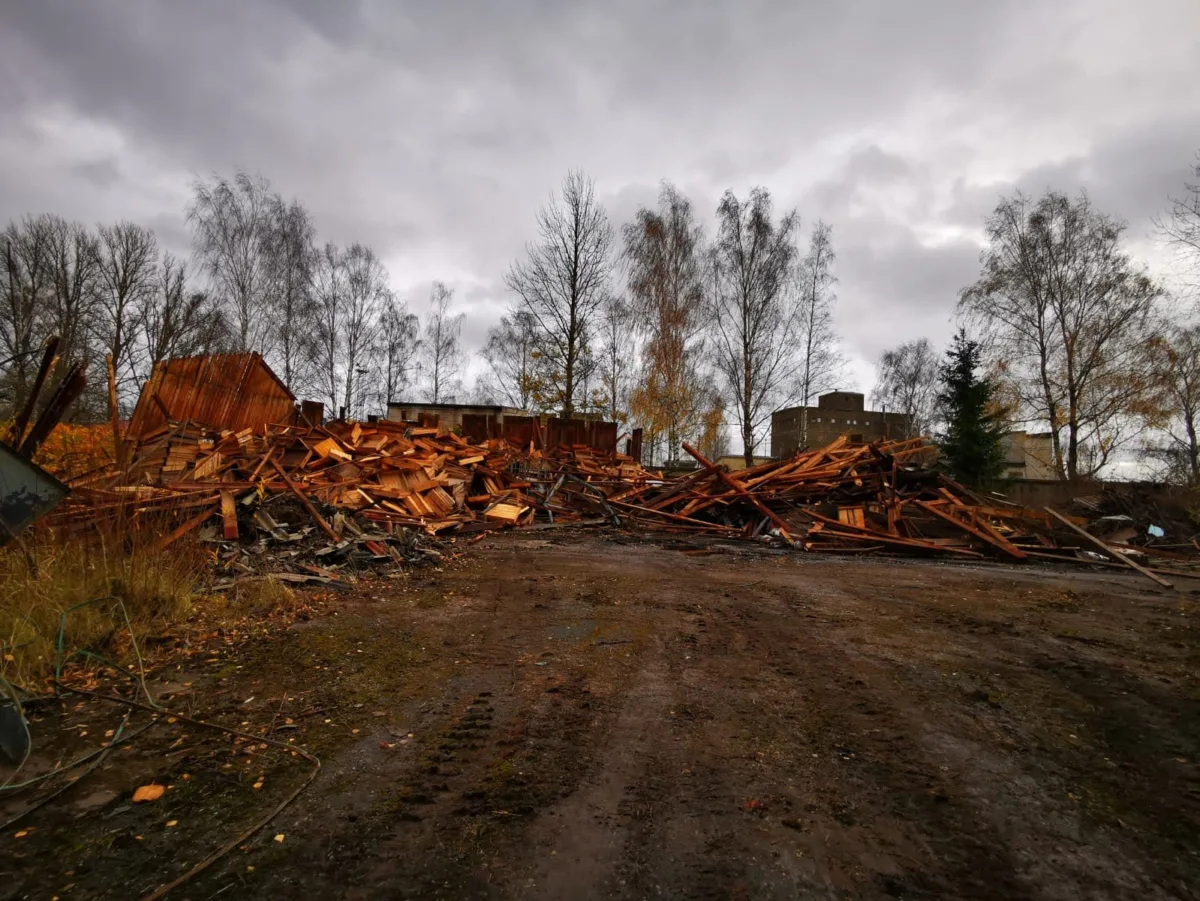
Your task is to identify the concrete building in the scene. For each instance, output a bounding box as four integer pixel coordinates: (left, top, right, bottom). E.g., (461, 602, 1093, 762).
(1001, 430, 1058, 480)
(771, 391, 912, 457)
(386, 402, 527, 432)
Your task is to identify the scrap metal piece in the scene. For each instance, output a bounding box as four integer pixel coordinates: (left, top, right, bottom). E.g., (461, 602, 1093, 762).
(0, 440, 70, 544)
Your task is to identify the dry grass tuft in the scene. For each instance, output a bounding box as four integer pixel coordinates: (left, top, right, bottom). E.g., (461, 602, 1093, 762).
(0, 522, 207, 690)
(226, 577, 300, 617)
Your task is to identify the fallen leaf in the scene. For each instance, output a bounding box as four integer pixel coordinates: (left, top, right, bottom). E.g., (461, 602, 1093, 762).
(133, 784, 165, 803)
(252, 781, 264, 791)
(743, 799, 765, 811)
(165, 820, 178, 828)
(14, 829, 29, 839)
(379, 741, 395, 750)
(273, 834, 285, 843)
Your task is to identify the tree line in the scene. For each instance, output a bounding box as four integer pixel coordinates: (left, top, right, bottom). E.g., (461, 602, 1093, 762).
(869, 160, 1200, 487)
(3, 155, 1199, 481)
(494, 174, 844, 466)
(1, 169, 846, 467)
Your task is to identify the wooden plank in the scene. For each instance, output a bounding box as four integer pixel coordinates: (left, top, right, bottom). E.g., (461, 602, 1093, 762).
(1023, 549, 1200, 581)
(220, 490, 238, 540)
(1044, 507, 1173, 589)
(271, 458, 340, 543)
(484, 502, 529, 524)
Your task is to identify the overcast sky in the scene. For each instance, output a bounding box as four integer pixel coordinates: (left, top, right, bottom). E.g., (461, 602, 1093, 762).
(2, 0, 1199, 395)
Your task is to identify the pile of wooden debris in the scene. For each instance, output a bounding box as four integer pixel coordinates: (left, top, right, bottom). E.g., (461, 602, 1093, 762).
(46, 421, 1198, 587)
(610, 437, 1196, 586)
(47, 418, 653, 583)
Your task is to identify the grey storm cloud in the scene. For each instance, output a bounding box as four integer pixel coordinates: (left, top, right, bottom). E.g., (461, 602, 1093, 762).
(2, 0, 1199, 387)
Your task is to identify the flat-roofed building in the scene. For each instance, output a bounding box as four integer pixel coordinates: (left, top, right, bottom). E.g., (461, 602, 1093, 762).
(771, 391, 912, 457)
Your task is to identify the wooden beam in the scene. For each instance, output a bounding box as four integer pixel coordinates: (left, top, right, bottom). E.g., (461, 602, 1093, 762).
(682, 442, 793, 541)
(270, 458, 340, 543)
(1044, 506, 1173, 589)
(914, 499, 1027, 560)
(151, 392, 172, 422)
(8, 336, 58, 448)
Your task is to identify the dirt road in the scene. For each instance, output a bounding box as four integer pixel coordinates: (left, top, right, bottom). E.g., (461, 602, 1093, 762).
(4, 533, 1199, 899)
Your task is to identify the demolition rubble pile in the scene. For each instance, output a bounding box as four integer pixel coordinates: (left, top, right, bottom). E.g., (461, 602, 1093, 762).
(48, 418, 653, 583)
(47, 422, 1198, 586)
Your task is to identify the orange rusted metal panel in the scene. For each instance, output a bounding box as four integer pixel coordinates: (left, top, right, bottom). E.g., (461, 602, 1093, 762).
(127, 352, 296, 437)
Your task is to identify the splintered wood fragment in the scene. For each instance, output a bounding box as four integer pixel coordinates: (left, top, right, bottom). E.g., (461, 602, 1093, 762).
(837, 506, 866, 529)
(485, 503, 529, 524)
(1044, 506, 1172, 589)
(193, 452, 223, 480)
(248, 448, 276, 483)
(313, 437, 351, 461)
(220, 490, 239, 540)
(271, 458, 340, 543)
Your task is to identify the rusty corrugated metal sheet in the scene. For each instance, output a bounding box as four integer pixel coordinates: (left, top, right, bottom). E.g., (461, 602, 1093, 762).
(127, 353, 296, 437)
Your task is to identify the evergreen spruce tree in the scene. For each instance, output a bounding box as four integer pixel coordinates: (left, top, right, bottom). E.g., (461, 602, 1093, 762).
(937, 329, 1008, 488)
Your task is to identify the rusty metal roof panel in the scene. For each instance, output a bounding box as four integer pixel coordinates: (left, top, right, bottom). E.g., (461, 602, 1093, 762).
(127, 353, 296, 437)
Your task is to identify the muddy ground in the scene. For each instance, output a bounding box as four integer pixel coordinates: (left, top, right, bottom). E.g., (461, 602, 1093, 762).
(3, 531, 1199, 900)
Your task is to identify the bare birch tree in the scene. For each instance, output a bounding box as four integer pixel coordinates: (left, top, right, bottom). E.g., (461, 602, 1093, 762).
(481, 308, 544, 411)
(45, 215, 100, 370)
(420, 281, 464, 404)
(1145, 322, 1200, 486)
(186, 170, 275, 353)
(266, 196, 318, 395)
(708, 188, 803, 466)
(139, 253, 229, 388)
(312, 242, 344, 412)
(1, 215, 55, 411)
(623, 182, 715, 459)
(95, 221, 158, 406)
(1156, 150, 1200, 296)
(340, 243, 387, 418)
(796, 221, 845, 446)
(959, 190, 1162, 479)
(593, 293, 634, 424)
(505, 170, 614, 417)
(378, 295, 420, 407)
(871, 338, 939, 438)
